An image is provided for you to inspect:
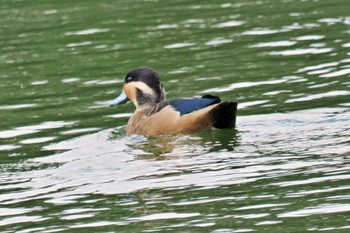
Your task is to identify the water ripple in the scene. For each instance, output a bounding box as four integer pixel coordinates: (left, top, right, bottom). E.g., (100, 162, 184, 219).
(201, 79, 287, 93)
(43, 9, 58, 15)
(0, 108, 347, 210)
(66, 41, 92, 48)
(278, 203, 350, 217)
(250, 41, 296, 48)
(31, 80, 48, 85)
(297, 62, 339, 73)
(320, 68, 350, 78)
(243, 28, 285, 35)
(156, 24, 178, 29)
(164, 42, 195, 49)
(295, 35, 325, 41)
(0, 104, 37, 110)
(0, 145, 20, 151)
(0, 216, 48, 227)
(206, 37, 233, 46)
(268, 47, 333, 56)
(65, 28, 109, 36)
(285, 90, 350, 103)
(215, 20, 245, 28)
(0, 121, 76, 139)
(129, 212, 201, 221)
(19, 137, 56, 145)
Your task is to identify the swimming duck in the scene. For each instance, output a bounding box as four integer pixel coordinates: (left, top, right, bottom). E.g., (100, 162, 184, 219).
(110, 67, 237, 135)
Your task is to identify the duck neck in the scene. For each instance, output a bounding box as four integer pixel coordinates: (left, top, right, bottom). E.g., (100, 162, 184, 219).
(135, 88, 163, 108)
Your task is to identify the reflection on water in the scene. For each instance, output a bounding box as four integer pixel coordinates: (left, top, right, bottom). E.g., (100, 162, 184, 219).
(268, 47, 333, 56)
(0, 121, 76, 139)
(1, 108, 349, 231)
(65, 28, 110, 36)
(0, 104, 37, 110)
(285, 90, 350, 103)
(1, 0, 350, 232)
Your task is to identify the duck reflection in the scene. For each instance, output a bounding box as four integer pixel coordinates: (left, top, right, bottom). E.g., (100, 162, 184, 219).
(125, 129, 239, 158)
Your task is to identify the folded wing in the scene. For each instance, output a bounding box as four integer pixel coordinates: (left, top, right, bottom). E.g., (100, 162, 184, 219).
(170, 95, 221, 116)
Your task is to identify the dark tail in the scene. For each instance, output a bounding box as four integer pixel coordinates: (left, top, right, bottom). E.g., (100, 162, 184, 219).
(210, 101, 238, 128)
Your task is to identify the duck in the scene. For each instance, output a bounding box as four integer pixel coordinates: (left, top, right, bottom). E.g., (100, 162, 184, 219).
(110, 67, 237, 135)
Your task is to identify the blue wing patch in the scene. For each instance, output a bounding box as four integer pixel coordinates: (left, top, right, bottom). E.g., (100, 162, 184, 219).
(170, 95, 220, 116)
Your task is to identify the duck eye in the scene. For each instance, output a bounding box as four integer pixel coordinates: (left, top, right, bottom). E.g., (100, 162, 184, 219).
(126, 76, 133, 83)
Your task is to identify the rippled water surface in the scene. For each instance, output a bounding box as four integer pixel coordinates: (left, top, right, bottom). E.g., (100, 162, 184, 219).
(1, 0, 350, 232)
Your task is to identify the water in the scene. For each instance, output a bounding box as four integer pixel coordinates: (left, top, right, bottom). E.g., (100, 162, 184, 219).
(1, 0, 350, 232)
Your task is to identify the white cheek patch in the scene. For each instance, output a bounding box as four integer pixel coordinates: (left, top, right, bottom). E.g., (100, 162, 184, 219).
(124, 81, 156, 108)
(134, 82, 155, 95)
(124, 81, 154, 97)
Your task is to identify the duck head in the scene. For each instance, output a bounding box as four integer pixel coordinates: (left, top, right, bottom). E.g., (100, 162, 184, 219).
(110, 67, 165, 108)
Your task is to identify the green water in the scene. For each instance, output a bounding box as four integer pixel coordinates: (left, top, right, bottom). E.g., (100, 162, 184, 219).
(1, 0, 350, 232)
